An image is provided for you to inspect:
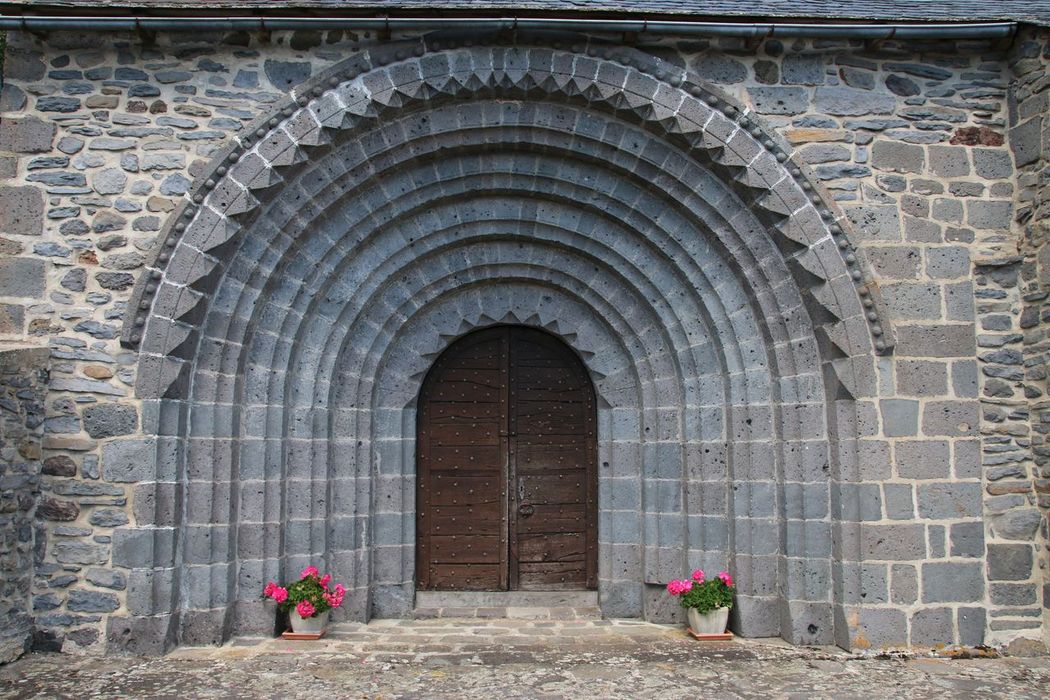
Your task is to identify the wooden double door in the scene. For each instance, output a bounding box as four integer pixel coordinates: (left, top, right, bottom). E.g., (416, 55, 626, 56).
(416, 327, 598, 591)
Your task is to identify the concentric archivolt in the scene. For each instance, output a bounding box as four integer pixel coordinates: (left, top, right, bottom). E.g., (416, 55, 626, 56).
(124, 33, 891, 380)
(116, 33, 885, 649)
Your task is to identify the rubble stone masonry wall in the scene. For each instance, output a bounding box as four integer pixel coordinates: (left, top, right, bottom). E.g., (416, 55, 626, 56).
(0, 347, 48, 662)
(0, 24, 1046, 654)
(1013, 27, 1050, 649)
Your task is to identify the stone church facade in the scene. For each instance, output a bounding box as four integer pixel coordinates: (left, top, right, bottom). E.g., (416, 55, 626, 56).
(0, 1, 1048, 658)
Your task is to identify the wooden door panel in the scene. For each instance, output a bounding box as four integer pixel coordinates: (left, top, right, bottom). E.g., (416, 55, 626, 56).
(519, 473, 586, 504)
(518, 562, 587, 589)
(429, 503, 502, 535)
(429, 475, 501, 505)
(428, 445, 501, 473)
(514, 404, 587, 434)
(516, 388, 590, 402)
(418, 327, 595, 591)
(428, 384, 500, 402)
(518, 532, 586, 562)
(427, 564, 501, 590)
(509, 327, 597, 590)
(430, 534, 501, 563)
(426, 422, 500, 446)
(429, 402, 501, 421)
(516, 503, 587, 534)
(516, 444, 588, 469)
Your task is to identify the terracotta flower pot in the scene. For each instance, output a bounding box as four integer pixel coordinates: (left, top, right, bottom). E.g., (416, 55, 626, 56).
(289, 609, 329, 635)
(687, 606, 729, 635)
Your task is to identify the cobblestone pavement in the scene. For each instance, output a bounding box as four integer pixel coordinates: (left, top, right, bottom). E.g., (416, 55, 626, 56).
(2, 619, 1048, 699)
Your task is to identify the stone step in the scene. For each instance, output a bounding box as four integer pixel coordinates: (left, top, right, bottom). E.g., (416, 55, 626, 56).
(416, 591, 598, 608)
(411, 605, 602, 620)
(414, 591, 601, 620)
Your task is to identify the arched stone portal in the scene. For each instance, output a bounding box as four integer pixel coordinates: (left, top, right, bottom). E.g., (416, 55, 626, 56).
(113, 34, 888, 652)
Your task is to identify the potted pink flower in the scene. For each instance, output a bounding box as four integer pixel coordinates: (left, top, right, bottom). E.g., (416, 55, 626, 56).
(264, 566, 346, 638)
(666, 569, 735, 636)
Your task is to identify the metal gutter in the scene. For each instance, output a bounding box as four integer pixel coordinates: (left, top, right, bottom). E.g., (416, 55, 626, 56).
(0, 15, 1019, 39)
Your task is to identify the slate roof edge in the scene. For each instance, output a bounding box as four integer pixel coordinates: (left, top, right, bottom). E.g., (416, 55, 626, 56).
(0, 1, 1048, 26)
(0, 13, 1037, 37)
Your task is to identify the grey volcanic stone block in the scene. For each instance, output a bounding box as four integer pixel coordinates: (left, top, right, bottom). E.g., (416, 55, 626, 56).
(852, 607, 907, 647)
(891, 565, 918, 604)
(846, 204, 900, 241)
(862, 524, 926, 560)
(747, 87, 808, 114)
(112, 527, 176, 569)
(1009, 115, 1041, 167)
(949, 522, 984, 558)
(782, 54, 824, 85)
(106, 615, 173, 655)
(921, 401, 978, 436)
(0, 187, 44, 237)
(82, 403, 138, 438)
(102, 438, 160, 482)
(693, 55, 747, 84)
(89, 509, 129, 528)
(0, 116, 56, 153)
(973, 148, 1012, 179)
(265, 60, 312, 90)
(928, 146, 969, 177)
(814, 87, 895, 115)
(967, 200, 1012, 230)
(67, 590, 120, 612)
(957, 607, 985, 646)
(918, 483, 981, 519)
(910, 607, 953, 646)
(922, 562, 983, 602)
(52, 541, 107, 565)
(895, 325, 976, 357)
(991, 509, 1042, 541)
(895, 440, 949, 479)
(60, 268, 86, 292)
(885, 74, 920, 96)
(0, 258, 45, 298)
(873, 141, 925, 173)
(986, 543, 1033, 581)
(880, 399, 918, 437)
(990, 583, 1037, 606)
(92, 168, 127, 195)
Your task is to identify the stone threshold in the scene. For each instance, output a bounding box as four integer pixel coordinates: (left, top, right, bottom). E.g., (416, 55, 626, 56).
(413, 591, 600, 619)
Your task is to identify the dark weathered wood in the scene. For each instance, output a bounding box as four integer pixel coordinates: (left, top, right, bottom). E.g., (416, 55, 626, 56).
(417, 326, 596, 591)
(509, 328, 597, 591)
(417, 331, 507, 591)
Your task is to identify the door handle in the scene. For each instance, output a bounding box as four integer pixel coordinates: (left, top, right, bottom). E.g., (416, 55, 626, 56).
(518, 503, 535, 517)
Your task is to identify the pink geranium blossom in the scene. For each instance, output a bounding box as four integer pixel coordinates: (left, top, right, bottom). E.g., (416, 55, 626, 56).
(666, 579, 694, 596)
(666, 568, 735, 616)
(263, 567, 347, 628)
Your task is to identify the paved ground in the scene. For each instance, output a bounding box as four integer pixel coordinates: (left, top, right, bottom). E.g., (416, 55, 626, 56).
(2, 619, 1049, 699)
